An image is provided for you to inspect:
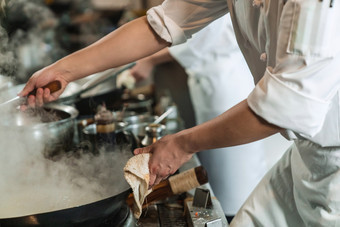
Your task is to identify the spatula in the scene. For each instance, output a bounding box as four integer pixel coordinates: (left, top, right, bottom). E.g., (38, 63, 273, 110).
(0, 80, 62, 107)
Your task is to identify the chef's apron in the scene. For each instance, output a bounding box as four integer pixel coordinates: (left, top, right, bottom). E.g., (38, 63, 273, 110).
(231, 139, 340, 226)
(186, 54, 271, 215)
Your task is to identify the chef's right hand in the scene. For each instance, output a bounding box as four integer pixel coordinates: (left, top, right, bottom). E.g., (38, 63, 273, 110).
(18, 64, 71, 109)
(133, 132, 196, 188)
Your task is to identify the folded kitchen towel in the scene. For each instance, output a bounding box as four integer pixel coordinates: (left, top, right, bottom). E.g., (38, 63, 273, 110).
(124, 153, 152, 219)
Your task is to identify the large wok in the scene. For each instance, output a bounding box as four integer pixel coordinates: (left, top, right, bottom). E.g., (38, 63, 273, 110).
(0, 65, 145, 226)
(0, 186, 132, 226)
(0, 113, 134, 226)
(0, 116, 134, 226)
(0, 109, 135, 226)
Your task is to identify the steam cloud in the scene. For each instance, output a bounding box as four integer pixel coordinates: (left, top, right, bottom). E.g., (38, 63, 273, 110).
(0, 0, 66, 82)
(0, 1, 134, 218)
(0, 104, 133, 218)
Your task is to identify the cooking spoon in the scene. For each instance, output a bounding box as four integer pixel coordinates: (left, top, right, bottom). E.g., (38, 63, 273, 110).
(153, 106, 175, 124)
(0, 80, 62, 107)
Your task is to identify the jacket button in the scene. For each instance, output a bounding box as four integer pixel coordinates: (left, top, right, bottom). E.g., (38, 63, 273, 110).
(260, 52, 267, 62)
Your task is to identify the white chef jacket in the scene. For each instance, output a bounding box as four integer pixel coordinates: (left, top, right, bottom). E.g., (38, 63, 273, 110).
(146, 0, 340, 226)
(168, 15, 270, 215)
(147, 0, 340, 147)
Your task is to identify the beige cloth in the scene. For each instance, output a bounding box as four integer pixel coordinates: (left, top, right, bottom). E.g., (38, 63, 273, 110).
(124, 153, 152, 219)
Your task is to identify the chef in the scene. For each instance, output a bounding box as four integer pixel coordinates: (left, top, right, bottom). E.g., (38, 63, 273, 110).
(130, 14, 282, 222)
(20, 0, 340, 226)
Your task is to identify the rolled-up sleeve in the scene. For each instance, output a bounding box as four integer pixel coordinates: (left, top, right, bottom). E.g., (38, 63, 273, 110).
(248, 0, 340, 138)
(248, 0, 340, 139)
(248, 62, 335, 137)
(146, 0, 228, 45)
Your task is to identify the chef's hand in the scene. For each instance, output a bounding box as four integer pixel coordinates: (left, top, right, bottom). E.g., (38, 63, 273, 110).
(18, 65, 71, 109)
(130, 58, 155, 82)
(134, 132, 195, 188)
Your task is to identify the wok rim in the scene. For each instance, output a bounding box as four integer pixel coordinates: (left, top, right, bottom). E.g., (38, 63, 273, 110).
(0, 186, 132, 224)
(0, 103, 79, 128)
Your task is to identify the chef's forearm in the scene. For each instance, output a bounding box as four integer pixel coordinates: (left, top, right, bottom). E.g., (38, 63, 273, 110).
(55, 16, 170, 81)
(145, 48, 175, 65)
(179, 99, 283, 152)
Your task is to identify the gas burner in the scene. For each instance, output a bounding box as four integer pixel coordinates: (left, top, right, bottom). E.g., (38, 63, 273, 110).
(97, 204, 132, 227)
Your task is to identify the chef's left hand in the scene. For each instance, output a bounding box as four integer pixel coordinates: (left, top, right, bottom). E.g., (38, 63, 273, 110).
(134, 132, 195, 188)
(130, 58, 154, 82)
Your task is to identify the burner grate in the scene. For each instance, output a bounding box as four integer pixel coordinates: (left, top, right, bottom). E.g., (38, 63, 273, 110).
(158, 203, 187, 227)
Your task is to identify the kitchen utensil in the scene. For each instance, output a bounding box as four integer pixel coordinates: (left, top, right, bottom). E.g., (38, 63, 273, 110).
(0, 80, 62, 107)
(117, 93, 153, 113)
(122, 115, 158, 146)
(141, 123, 166, 147)
(153, 106, 175, 124)
(0, 103, 79, 157)
(138, 108, 175, 147)
(82, 121, 129, 154)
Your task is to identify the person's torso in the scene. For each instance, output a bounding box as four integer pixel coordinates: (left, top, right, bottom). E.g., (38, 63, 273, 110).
(226, 0, 286, 83)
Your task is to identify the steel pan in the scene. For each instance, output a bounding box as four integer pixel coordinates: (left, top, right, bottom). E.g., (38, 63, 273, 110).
(0, 186, 132, 226)
(0, 103, 78, 157)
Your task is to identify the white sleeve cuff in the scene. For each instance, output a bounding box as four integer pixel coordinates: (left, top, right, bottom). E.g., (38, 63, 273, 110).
(248, 67, 330, 137)
(147, 6, 187, 46)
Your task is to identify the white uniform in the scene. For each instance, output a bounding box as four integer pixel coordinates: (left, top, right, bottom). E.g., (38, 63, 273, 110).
(147, 0, 340, 226)
(169, 15, 269, 216)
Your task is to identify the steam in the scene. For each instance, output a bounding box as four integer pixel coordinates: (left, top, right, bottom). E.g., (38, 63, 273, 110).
(0, 1, 134, 218)
(0, 0, 66, 82)
(0, 23, 18, 77)
(0, 105, 133, 218)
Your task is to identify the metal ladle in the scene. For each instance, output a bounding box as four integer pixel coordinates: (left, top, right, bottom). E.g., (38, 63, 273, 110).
(153, 106, 175, 124)
(140, 106, 175, 147)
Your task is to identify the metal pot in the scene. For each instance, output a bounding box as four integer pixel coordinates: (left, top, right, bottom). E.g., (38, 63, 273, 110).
(123, 114, 155, 125)
(141, 123, 167, 147)
(121, 115, 158, 147)
(0, 103, 79, 157)
(82, 121, 129, 154)
(118, 93, 153, 113)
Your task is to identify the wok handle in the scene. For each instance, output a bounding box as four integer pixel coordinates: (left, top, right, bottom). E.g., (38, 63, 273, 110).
(126, 166, 208, 208)
(27, 81, 62, 96)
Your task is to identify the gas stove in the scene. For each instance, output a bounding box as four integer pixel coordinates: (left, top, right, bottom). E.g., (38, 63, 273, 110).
(73, 86, 229, 227)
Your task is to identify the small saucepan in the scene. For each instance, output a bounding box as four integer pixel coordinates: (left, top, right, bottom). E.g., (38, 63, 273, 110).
(82, 121, 131, 154)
